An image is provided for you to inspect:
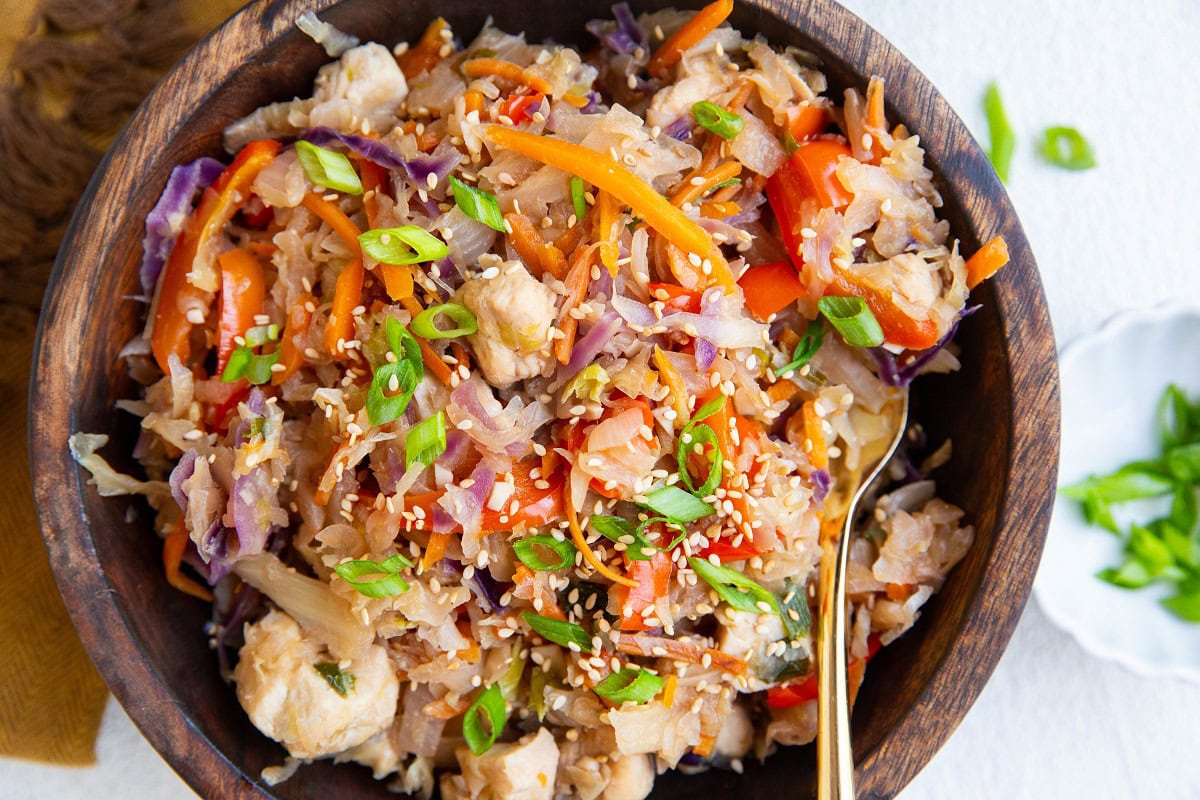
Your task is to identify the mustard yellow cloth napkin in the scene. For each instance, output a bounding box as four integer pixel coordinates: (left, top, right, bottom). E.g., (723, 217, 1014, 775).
(0, 0, 247, 767)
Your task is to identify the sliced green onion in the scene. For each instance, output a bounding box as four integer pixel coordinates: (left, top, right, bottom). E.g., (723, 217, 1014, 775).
(818, 296, 884, 348)
(221, 324, 281, 385)
(448, 176, 506, 232)
(312, 662, 356, 697)
(589, 515, 635, 541)
(294, 140, 363, 195)
(676, 422, 722, 499)
(497, 642, 528, 701)
(529, 666, 549, 720)
(691, 101, 744, 140)
(707, 177, 742, 194)
(367, 318, 423, 427)
(522, 612, 592, 652)
(570, 176, 587, 222)
(1040, 126, 1096, 171)
(688, 556, 780, 616)
(358, 226, 449, 265)
(410, 303, 478, 339)
(462, 685, 507, 755)
(405, 411, 447, 468)
(513, 535, 577, 571)
(688, 394, 727, 426)
(642, 485, 714, 523)
(778, 578, 812, 641)
(778, 319, 825, 375)
(333, 553, 414, 598)
(983, 82, 1015, 183)
(591, 515, 684, 561)
(593, 666, 664, 705)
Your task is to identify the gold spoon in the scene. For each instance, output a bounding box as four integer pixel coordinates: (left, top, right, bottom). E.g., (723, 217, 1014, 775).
(816, 390, 910, 800)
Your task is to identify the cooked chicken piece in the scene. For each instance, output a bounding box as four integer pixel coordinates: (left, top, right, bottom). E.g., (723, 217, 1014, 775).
(457, 261, 557, 387)
(234, 608, 399, 759)
(601, 754, 655, 800)
(453, 727, 560, 800)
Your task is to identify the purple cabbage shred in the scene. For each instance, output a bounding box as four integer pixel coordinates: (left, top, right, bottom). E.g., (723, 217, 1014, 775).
(140, 157, 224, 298)
(872, 305, 981, 387)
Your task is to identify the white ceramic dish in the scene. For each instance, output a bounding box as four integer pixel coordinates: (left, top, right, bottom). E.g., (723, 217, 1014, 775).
(1036, 303, 1200, 682)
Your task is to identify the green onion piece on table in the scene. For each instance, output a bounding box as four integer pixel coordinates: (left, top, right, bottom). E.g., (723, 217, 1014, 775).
(818, 296, 884, 348)
(410, 303, 478, 339)
(513, 535, 577, 571)
(462, 685, 507, 755)
(405, 411, 447, 468)
(522, 612, 592, 652)
(448, 176, 506, 232)
(983, 82, 1016, 183)
(295, 140, 363, 195)
(358, 226, 449, 265)
(691, 101, 744, 140)
(593, 666, 664, 704)
(1040, 126, 1097, 171)
(333, 553, 414, 599)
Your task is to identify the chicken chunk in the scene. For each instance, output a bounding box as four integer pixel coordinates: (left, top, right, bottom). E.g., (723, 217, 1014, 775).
(457, 261, 556, 387)
(602, 754, 654, 800)
(452, 727, 560, 800)
(234, 608, 399, 760)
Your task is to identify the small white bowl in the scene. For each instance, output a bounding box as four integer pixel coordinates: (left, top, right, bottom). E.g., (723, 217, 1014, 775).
(1035, 303, 1200, 682)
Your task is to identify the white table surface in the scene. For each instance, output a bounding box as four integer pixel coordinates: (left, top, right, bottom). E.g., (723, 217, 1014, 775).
(5, 0, 1200, 797)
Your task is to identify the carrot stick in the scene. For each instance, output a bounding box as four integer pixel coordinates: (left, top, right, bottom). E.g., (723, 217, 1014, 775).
(554, 247, 594, 364)
(595, 190, 622, 276)
(801, 400, 828, 470)
(272, 293, 315, 385)
(420, 531, 451, 572)
(504, 212, 567, 278)
(463, 88, 485, 116)
(671, 160, 742, 208)
(416, 336, 454, 387)
(398, 17, 450, 79)
(163, 524, 213, 602)
(647, 0, 734, 79)
(653, 345, 691, 426)
(486, 126, 712, 258)
(700, 200, 740, 219)
(865, 76, 887, 132)
(301, 192, 364, 256)
(359, 161, 415, 300)
(965, 236, 1010, 289)
(461, 58, 552, 94)
(324, 258, 365, 359)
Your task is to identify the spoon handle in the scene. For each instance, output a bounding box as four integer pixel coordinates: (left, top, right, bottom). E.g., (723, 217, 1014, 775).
(817, 391, 909, 800)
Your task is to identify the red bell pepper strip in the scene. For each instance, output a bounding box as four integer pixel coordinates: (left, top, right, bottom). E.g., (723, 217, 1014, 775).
(766, 634, 882, 708)
(499, 92, 545, 125)
(786, 104, 829, 143)
(648, 282, 702, 314)
(150, 139, 279, 374)
(215, 248, 266, 375)
(737, 260, 804, 321)
(403, 459, 563, 534)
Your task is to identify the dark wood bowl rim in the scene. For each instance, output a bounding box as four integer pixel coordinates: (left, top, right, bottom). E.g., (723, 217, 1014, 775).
(29, 0, 1060, 797)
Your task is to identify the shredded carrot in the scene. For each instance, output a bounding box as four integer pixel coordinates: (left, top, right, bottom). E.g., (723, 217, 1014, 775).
(398, 18, 450, 79)
(765, 379, 799, 406)
(358, 160, 417, 300)
(595, 190, 622, 276)
(865, 76, 887, 131)
(422, 694, 473, 720)
(671, 160, 742, 208)
(801, 400, 828, 470)
(652, 345, 691, 427)
(400, 295, 424, 318)
(504, 212, 567, 278)
(700, 200, 740, 219)
(647, 0, 734, 79)
(725, 79, 754, 114)
(461, 58, 552, 94)
(380, 264, 415, 300)
(163, 524, 213, 602)
(662, 674, 679, 708)
(565, 489, 637, 587)
(660, 238, 703, 291)
(693, 733, 717, 758)
(486, 126, 713, 259)
(420, 531, 452, 572)
(450, 341, 472, 373)
(301, 192, 364, 255)
(455, 619, 482, 663)
(416, 335, 454, 387)
(245, 241, 278, 259)
(272, 293, 315, 385)
(463, 88, 485, 116)
(554, 246, 595, 365)
(553, 219, 587, 254)
(324, 258, 364, 359)
(965, 235, 1010, 289)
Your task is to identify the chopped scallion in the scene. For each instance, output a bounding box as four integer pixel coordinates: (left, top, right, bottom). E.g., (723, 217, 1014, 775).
(570, 176, 587, 222)
(410, 303, 478, 339)
(405, 411, 447, 468)
(593, 666, 664, 704)
(777, 319, 825, 375)
(983, 82, 1016, 183)
(462, 685, 507, 755)
(333, 553, 414, 598)
(641, 485, 714, 523)
(312, 662, 356, 697)
(691, 101, 744, 140)
(221, 324, 281, 385)
(294, 140, 363, 195)
(367, 317, 423, 427)
(818, 296, 884, 348)
(522, 612, 592, 652)
(513, 535, 577, 571)
(448, 176, 506, 232)
(1040, 126, 1096, 171)
(358, 226, 449, 265)
(688, 556, 780, 616)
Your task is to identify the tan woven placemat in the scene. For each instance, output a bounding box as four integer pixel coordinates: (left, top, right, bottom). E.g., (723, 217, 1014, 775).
(0, 0, 244, 766)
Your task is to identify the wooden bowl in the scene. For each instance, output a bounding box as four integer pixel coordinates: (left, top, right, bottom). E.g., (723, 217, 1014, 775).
(30, 0, 1060, 797)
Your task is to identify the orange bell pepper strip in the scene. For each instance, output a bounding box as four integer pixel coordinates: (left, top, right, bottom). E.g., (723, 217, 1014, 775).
(272, 294, 315, 385)
(647, 0, 734, 79)
(965, 235, 1010, 289)
(163, 523, 213, 602)
(786, 104, 829, 143)
(486, 127, 713, 260)
(397, 17, 450, 79)
(151, 139, 279, 374)
(403, 459, 564, 535)
(612, 549, 673, 631)
(825, 269, 940, 350)
(215, 248, 266, 375)
(737, 260, 804, 321)
(787, 140, 855, 211)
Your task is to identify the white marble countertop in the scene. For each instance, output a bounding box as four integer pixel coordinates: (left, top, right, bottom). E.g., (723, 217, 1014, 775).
(5, 0, 1200, 797)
